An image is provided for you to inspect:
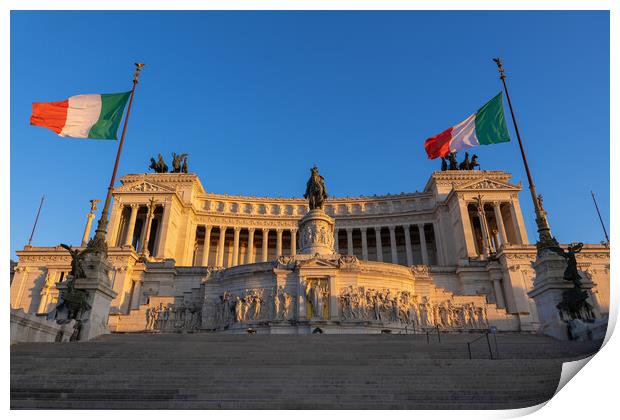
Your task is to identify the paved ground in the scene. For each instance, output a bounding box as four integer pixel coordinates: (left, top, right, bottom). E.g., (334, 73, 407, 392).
(10, 332, 602, 409)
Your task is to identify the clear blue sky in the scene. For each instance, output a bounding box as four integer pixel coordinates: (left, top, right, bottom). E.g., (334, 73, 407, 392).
(10, 11, 610, 258)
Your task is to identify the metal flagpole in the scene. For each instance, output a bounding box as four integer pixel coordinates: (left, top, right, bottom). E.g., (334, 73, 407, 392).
(27, 195, 45, 246)
(591, 191, 609, 244)
(87, 62, 145, 254)
(493, 58, 559, 250)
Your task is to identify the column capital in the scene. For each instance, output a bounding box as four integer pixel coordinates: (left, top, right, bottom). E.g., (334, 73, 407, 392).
(204, 225, 212, 232)
(129, 203, 139, 209)
(248, 227, 255, 233)
(402, 223, 410, 230)
(262, 227, 269, 233)
(388, 225, 395, 232)
(346, 227, 353, 233)
(374, 226, 382, 233)
(360, 226, 367, 233)
(233, 226, 241, 233)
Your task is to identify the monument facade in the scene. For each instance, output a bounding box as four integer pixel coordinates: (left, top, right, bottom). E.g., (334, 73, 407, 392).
(10, 166, 610, 335)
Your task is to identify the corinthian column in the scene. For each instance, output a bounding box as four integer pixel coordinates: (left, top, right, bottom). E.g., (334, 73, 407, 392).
(124, 204, 139, 247)
(247, 228, 255, 263)
(262, 228, 269, 262)
(361, 228, 368, 260)
(276, 229, 283, 257)
(403, 224, 413, 266)
(374, 227, 383, 262)
(290, 229, 297, 256)
(217, 226, 227, 267)
(475, 197, 491, 257)
(232, 227, 241, 266)
(346, 228, 353, 256)
(201, 226, 212, 266)
(81, 212, 96, 247)
(418, 223, 429, 265)
(389, 226, 398, 264)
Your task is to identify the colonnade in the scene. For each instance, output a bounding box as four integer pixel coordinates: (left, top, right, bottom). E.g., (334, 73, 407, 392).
(334, 223, 437, 266)
(190, 226, 298, 267)
(466, 200, 522, 257)
(113, 202, 169, 257)
(182, 222, 440, 268)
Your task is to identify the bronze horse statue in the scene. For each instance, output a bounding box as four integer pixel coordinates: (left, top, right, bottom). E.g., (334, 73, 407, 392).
(304, 166, 328, 210)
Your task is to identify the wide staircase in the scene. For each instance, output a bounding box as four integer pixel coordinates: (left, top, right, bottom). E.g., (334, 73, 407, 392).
(11, 332, 602, 409)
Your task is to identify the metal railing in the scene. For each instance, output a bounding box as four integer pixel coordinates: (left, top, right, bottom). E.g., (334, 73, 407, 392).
(467, 331, 499, 359)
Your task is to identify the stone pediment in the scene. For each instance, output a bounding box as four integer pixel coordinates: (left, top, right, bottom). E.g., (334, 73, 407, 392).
(456, 177, 521, 191)
(115, 180, 176, 194)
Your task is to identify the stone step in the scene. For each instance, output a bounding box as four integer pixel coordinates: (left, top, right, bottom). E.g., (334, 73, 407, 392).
(11, 332, 600, 409)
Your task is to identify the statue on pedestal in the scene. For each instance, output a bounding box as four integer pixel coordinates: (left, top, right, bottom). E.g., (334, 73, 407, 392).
(304, 166, 328, 210)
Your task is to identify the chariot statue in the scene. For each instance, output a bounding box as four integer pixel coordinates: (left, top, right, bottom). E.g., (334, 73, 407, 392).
(171, 152, 188, 173)
(304, 165, 328, 210)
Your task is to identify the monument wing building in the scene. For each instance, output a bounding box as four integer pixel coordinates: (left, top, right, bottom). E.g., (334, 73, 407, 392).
(10, 169, 610, 334)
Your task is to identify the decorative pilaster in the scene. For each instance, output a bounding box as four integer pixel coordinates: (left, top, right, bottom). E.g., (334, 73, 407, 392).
(509, 198, 529, 245)
(186, 223, 198, 265)
(155, 201, 171, 257)
(334, 228, 340, 253)
(457, 199, 477, 258)
(493, 201, 508, 246)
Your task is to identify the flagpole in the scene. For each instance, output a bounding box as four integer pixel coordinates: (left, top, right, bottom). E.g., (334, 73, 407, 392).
(27, 195, 45, 246)
(591, 191, 609, 244)
(493, 58, 559, 250)
(87, 62, 145, 254)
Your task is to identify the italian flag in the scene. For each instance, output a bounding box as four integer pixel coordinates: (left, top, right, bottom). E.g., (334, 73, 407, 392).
(30, 92, 131, 139)
(424, 92, 511, 159)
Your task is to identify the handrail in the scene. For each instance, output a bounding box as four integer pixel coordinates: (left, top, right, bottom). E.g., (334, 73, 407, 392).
(423, 326, 442, 343)
(467, 332, 495, 359)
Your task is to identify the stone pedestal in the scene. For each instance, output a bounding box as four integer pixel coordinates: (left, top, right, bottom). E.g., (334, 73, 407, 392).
(528, 249, 597, 340)
(298, 209, 336, 255)
(55, 252, 118, 341)
(75, 252, 117, 340)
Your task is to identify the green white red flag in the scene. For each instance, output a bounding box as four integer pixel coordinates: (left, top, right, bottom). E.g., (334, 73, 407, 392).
(424, 92, 511, 159)
(30, 92, 131, 140)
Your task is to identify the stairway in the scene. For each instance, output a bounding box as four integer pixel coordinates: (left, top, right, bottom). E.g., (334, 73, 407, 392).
(11, 333, 602, 409)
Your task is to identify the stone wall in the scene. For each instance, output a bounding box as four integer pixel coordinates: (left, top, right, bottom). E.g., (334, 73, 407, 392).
(10, 308, 76, 344)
